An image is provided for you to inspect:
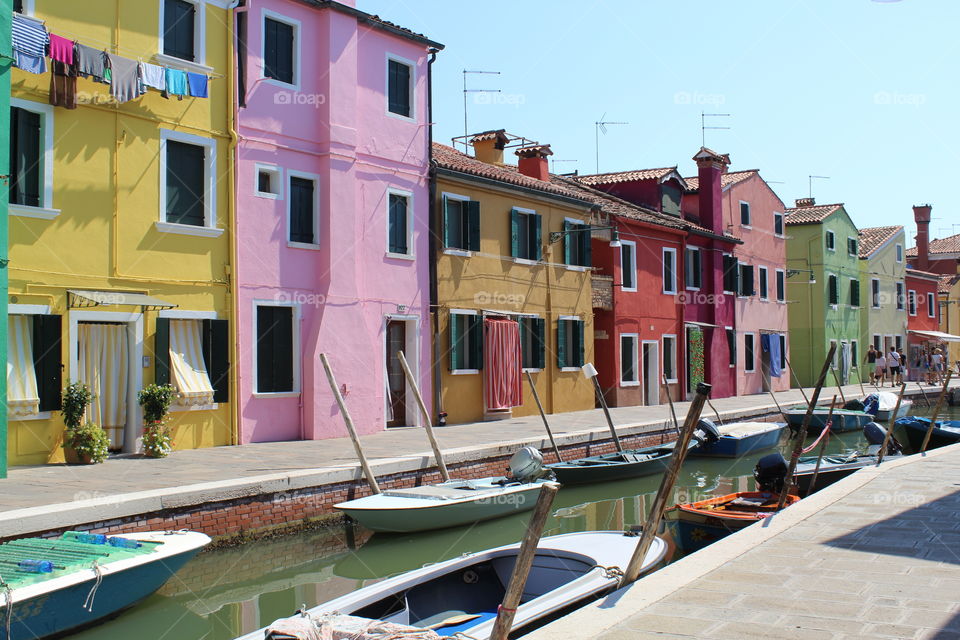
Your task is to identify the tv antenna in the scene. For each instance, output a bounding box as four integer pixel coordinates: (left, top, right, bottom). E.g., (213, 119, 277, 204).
(463, 70, 501, 144)
(701, 111, 730, 146)
(595, 114, 628, 173)
(808, 175, 830, 198)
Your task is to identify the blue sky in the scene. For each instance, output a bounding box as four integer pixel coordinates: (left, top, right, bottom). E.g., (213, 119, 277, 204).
(359, 0, 959, 245)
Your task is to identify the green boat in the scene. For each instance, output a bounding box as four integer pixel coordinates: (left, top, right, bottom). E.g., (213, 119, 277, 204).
(546, 443, 677, 486)
(784, 407, 874, 433)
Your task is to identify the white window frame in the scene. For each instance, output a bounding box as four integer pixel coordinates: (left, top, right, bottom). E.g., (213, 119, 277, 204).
(775, 268, 786, 302)
(744, 332, 756, 372)
(252, 300, 301, 397)
(619, 333, 639, 387)
(873, 334, 881, 351)
(511, 206, 539, 264)
(157, 128, 221, 237)
(385, 53, 416, 122)
(662, 334, 678, 383)
(725, 325, 735, 368)
(908, 289, 917, 316)
(849, 277, 860, 308)
(896, 281, 905, 311)
(722, 252, 735, 294)
(260, 9, 301, 90)
(15, 0, 35, 15)
(254, 163, 283, 199)
(827, 273, 839, 308)
(558, 314, 583, 372)
(847, 236, 858, 257)
(895, 243, 903, 263)
(441, 191, 472, 257)
(9, 98, 58, 220)
(684, 247, 701, 291)
(826, 230, 836, 252)
(871, 277, 881, 309)
(662, 248, 678, 295)
(157, 309, 219, 412)
(519, 313, 543, 373)
(8, 304, 52, 421)
(737, 260, 751, 298)
(851, 339, 858, 368)
(758, 266, 769, 300)
(156, 0, 212, 73)
(449, 309, 480, 375)
(773, 212, 784, 238)
(620, 240, 637, 291)
(286, 169, 320, 250)
(738, 200, 751, 227)
(928, 291, 936, 318)
(386, 187, 415, 260)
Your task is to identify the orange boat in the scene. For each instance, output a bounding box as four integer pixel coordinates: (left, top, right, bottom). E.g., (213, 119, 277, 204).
(667, 491, 800, 553)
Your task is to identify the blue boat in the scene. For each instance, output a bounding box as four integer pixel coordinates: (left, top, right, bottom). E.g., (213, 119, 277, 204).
(688, 421, 787, 458)
(784, 407, 874, 433)
(896, 416, 960, 452)
(0, 530, 210, 640)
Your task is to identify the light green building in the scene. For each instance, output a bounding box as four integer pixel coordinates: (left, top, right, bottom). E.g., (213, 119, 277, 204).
(784, 199, 863, 387)
(857, 226, 907, 360)
(0, 0, 11, 478)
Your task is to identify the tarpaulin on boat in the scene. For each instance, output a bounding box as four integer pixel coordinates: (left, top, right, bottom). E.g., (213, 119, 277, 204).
(484, 317, 522, 410)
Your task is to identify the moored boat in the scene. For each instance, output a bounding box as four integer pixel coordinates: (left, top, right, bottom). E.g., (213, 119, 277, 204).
(546, 443, 676, 486)
(784, 407, 873, 433)
(863, 392, 913, 421)
(793, 422, 903, 496)
(688, 420, 787, 458)
(237, 531, 669, 640)
(0, 530, 210, 640)
(896, 416, 960, 452)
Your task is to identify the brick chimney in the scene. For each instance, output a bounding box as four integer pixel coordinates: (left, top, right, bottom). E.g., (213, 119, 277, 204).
(470, 130, 510, 164)
(692, 147, 730, 235)
(516, 144, 553, 181)
(913, 203, 932, 270)
(795, 197, 815, 208)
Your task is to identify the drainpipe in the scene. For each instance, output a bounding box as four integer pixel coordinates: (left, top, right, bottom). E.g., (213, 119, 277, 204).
(227, 0, 243, 446)
(426, 47, 444, 425)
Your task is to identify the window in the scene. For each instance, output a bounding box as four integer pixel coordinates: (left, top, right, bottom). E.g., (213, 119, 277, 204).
(255, 164, 281, 198)
(928, 292, 936, 318)
(847, 237, 858, 256)
(7, 313, 62, 416)
(620, 334, 639, 386)
(449, 312, 482, 371)
(774, 212, 784, 236)
(830, 340, 838, 368)
(510, 208, 542, 262)
(744, 333, 755, 372)
(722, 254, 738, 293)
(849, 278, 860, 307)
(9, 100, 55, 215)
(662, 248, 677, 294)
(387, 191, 412, 256)
(776, 269, 785, 302)
(896, 282, 904, 310)
(851, 340, 858, 367)
(288, 173, 317, 245)
(263, 14, 297, 86)
(663, 335, 677, 383)
(873, 334, 881, 351)
(758, 266, 768, 299)
(871, 278, 881, 309)
(519, 317, 545, 370)
(564, 220, 592, 267)
(685, 247, 701, 290)
(661, 183, 682, 216)
(908, 289, 917, 316)
(826, 230, 835, 251)
(155, 316, 229, 403)
(726, 328, 736, 366)
(896, 244, 903, 263)
(160, 129, 217, 234)
(13, 0, 23, 13)
(895, 335, 903, 351)
(162, 0, 197, 62)
(828, 274, 839, 306)
(620, 240, 637, 290)
(738, 263, 755, 297)
(387, 57, 413, 118)
(557, 317, 585, 369)
(255, 305, 295, 393)
(739, 201, 751, 226)
(779, 334, 787, 371)
(443, 195, 480, 252)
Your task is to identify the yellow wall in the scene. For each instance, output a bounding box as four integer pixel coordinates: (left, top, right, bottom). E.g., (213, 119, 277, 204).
(435, 175, 595, 424)
(943, 281, 960, 368)
(8, 1, 233, 464)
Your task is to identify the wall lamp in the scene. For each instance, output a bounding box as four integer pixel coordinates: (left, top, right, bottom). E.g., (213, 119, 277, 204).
(549, 225, 621, 248)
(787, 268, 816, 284)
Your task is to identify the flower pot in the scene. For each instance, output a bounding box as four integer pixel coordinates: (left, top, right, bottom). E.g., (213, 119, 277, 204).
(64, 447, 94, 465)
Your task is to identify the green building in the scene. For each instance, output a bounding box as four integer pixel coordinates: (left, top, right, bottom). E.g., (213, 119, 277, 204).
(0, 0, 10, 478)
(857, 226, 907, 358)
(784, 198, 862, 387)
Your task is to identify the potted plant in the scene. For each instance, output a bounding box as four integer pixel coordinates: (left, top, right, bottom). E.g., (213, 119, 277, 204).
(61, 381, 109, 464)
(138, 383, 177, 458)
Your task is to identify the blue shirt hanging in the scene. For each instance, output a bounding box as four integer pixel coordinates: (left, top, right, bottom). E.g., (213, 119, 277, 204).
(187, 72, 208, 98)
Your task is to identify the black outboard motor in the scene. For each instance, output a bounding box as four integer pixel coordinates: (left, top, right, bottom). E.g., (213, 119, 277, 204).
(692, 418, 721, 446)
(863, 422, 902, 455)
(843, 399, 866, 412)
(754, 453, 788, 494)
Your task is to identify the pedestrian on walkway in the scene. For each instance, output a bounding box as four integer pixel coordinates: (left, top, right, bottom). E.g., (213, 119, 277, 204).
(866, 346, 878, 384)
(888, 347, 902, 386)
(931, 348, 944, 384)
(875, 352, 887, 387)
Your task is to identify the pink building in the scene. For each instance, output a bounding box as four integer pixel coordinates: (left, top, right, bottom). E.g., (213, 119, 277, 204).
(684, 168, 790, 395)
(233, 0, 442, 442)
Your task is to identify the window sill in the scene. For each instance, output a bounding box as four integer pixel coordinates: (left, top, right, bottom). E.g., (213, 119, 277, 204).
(170, 403, 219, 413)
(513, 257, 538, 266)
(443, 248, 472, 258)
(288, 241, 321, 250)
(386, 252, 416, 261)
(560, 367, 581, 372)
(621, 287, 637, 293)
(450, 369, 480, 375)
(686, 286, 701, 292)
(620, 381, 640, 387)
(253, 391, 301, 398)
(386, 109, 416, 123)
(665, 378, 679, 384)
(260, 76, 300, 92)
(522, 367, 542, 373)
(741, 224, 752, 229)
(153, 53, 214, 74)
(774, 234, 785, 239)
(255, 190, 282, 200)
(156, 221, 224, 237)
(566, 265, 590, 272)
(8, 411, 52, 422)
(10, 205, 60, 220)
(662, 290, 677, 296)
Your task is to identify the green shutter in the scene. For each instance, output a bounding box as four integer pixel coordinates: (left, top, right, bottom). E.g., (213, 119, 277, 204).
(11, 107, 41, 207)
(448, 314, 461, 370)
(154, 317, 171, 386)
(510, 209, 520, 258)
(557, 319, 567, 368)
(470, 315, 484, 370)
(534, 318, 545, 369)
(204, 319, 230, 403)
(442, 196, 452, 248)
(581, 225, 592, 267)
(575, 320, 585, 367)
(467, 200, 481, 251)
(563, 220, 572, 265)
(533, 214, 543, 260)
(33, 315, 62, 412)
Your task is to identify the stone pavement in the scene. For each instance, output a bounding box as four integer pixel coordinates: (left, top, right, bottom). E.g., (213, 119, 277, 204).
(525, 443, 960, 640)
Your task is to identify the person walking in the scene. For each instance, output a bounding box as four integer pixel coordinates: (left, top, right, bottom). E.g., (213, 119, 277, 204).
(888, 347, 902, 386)
(875, 351, 887, 387)
(898, 348, 908, 383)
(866, 346, 878, 384)
(931, 348, 944, 385)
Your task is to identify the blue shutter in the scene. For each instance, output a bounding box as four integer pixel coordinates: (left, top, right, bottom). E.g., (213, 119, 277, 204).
(510, 208, 520, 258)
(534, 318, 546, 369)
(574, 320, 585, 367)
(563, 221, 572, 265)
(557, 319, 567, 368)
(533, 213, 543, 260)
(581, 225, 592, 267)
(33, 315, 62, 412)
(470, 315, 484, 370)
(154, 317, 171, 386)
(448, 314, 461, 370)
(204, 319, 230, 403)
(467, 200, 481, 251)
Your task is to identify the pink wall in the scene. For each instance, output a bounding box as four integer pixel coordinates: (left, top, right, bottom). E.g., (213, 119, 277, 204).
(235, 1, 434, 442)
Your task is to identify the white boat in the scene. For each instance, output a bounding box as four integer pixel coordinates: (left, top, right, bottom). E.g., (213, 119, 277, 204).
(864, 392, 913, 420)
(237, 531, 669, 640)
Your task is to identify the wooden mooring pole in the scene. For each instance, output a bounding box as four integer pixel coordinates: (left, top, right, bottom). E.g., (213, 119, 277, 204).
(915, 382, 932, 407)
(662, 374, 680, 437)
(920, 370, 954, 453)
(397, 351, 451, 482)
(877, 383, 906, 466)
(853, 364, 866, 396)
(784, 354, 810, 405)
(807, 398, 837, 495)
(584, 363, 623, 452)
(527, 371, 563, 463)
(831, 367, 847, 405)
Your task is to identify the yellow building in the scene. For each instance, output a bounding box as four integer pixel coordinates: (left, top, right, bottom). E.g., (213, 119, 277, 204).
(432, 133, 598, 425)
(7, 0, 234, 465)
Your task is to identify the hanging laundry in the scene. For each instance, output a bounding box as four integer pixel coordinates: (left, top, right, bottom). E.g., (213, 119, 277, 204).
(75, 43, 108, 83)
(106, 53, 145, 103)
(165, 68, 188, 98)
(49, 61, 77, 109)
(12, 50, 46, 74)
(186, 72, 208, 98)
(11, 13, 48, 74)
(47, 33, 74, 65)
(140, 62, 166, 92)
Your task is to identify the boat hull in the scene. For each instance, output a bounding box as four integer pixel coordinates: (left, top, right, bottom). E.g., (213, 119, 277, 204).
(874, 400, 912, 421)
(786, 409, 873, 433)
(688, 423, 786, 458)
(668, 492, 798, 553)
(899, 417, 960, 452)
(546, 446, 675, 485)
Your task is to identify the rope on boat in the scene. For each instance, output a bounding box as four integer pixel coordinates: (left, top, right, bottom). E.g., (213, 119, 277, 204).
(82, 561, 103, 612)
(589, 564, 625, 580)
(801, 421, 831, 454)
(2, 579, 12, 640)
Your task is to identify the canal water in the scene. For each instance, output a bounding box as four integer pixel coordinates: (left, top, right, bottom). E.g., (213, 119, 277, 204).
(74, 404, 959, 639)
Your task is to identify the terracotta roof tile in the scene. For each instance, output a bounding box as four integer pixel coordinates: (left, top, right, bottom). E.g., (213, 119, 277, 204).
(906, 267, 944, 280)
(906, 232, 960, 257)
(684, 169, 758, 192)
(939, 274, 960, 295)
(857, 225, 902, 258)
(577, 167, 680, 186)
(784, 203, 844, 225)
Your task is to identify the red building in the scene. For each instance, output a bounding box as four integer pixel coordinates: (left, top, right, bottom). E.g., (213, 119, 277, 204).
(905, 268, 944, 378)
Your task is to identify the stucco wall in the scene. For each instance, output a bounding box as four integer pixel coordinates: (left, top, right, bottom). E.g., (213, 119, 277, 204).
(859, 230, 907, 357)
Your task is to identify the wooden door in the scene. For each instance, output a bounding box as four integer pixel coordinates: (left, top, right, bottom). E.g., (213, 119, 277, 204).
(385, 321, 407, 427)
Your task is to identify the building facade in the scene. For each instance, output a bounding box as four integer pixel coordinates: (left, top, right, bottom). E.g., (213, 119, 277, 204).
(858, 225, 907, 364)
(7, 0, 233, 465)
(0, 0, 10, 477)
(233, 0, 441, 443)
(784, 199, 862, 386)
(905, 268, 943, 379)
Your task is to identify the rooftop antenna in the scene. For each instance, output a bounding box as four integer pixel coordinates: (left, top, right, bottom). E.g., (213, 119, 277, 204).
(701, 111, 730, 147)
(463, 70, 501, 149)
(595, 113, 628, 173)
(551, 158, 577, 173)
(808, 175, 830, 198)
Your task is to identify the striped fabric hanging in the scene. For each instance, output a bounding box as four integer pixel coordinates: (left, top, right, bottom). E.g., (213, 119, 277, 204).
(483, 318, 523, 411)
(79, 323, 128, 449)
(169, 320, 215, 406)
(7, 315, 40, 417)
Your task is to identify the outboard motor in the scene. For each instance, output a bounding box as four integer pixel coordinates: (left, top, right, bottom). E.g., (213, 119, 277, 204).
(844, 398, 866, 412)
(508, 446, 549, 483)
(860, 394, 879, 416)
(863, 422, 902, 455)
(692, 418, 721, 446)
(754, 453, 788, 494)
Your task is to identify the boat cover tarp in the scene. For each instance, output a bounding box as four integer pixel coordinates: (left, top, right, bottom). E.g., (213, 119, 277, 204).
(716, 422, 779, 438)
(265, 613, 441, 640)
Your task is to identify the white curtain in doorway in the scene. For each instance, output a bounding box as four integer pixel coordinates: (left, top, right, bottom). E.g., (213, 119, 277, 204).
(7, 315, 40, 417)
(169, 320, 215, 405)
(80, 323, 128, 449)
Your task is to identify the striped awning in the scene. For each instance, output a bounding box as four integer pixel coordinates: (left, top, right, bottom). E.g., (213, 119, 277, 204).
(7, 315, 40, 417)
(68, 290, 176, 310)
(169, 320, 215, 405)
